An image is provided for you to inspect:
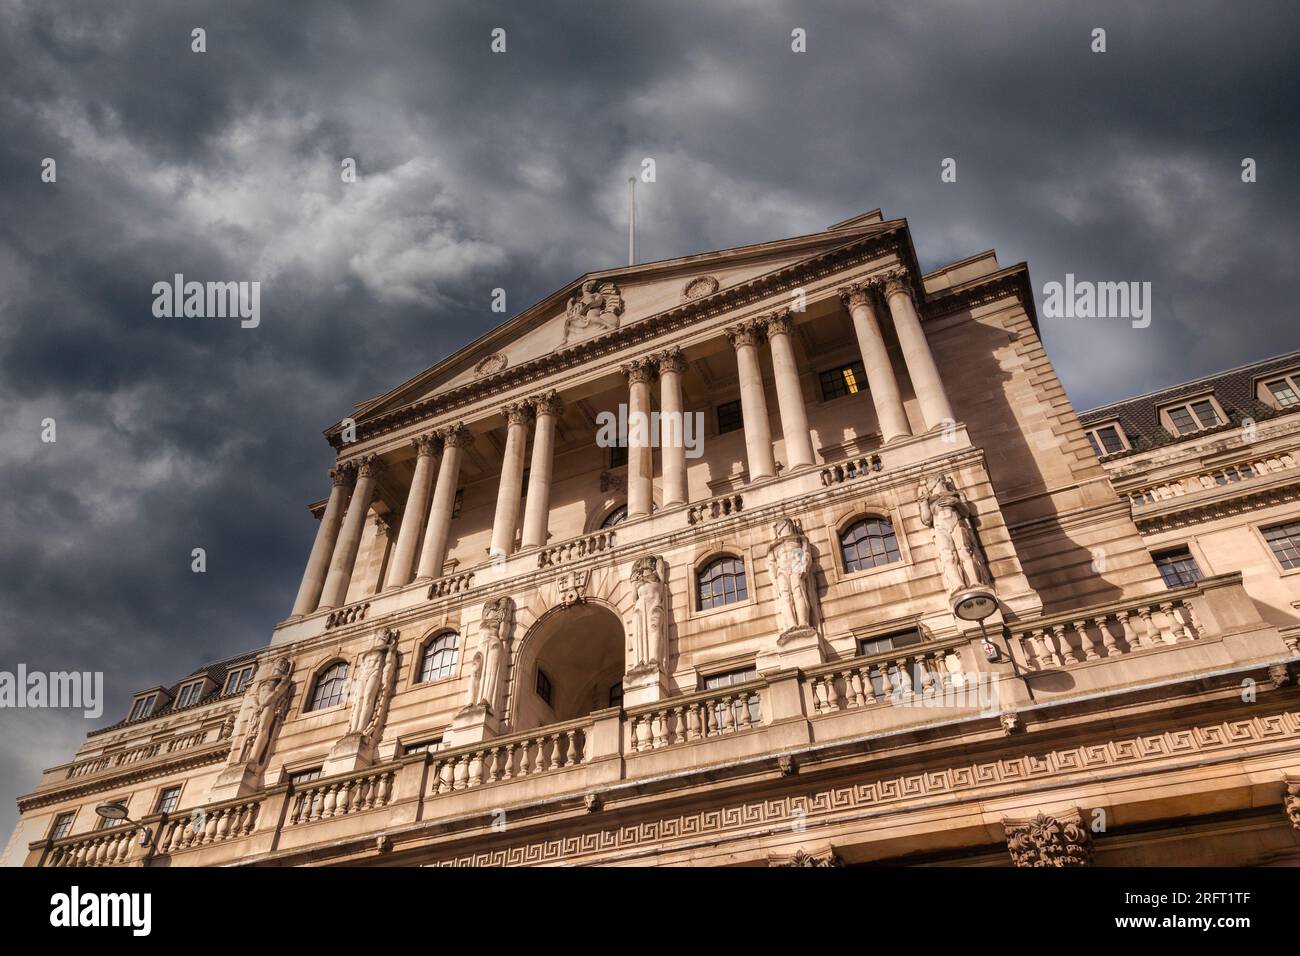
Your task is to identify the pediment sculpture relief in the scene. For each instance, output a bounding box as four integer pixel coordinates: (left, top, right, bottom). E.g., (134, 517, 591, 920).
(561, 280, 623, 344)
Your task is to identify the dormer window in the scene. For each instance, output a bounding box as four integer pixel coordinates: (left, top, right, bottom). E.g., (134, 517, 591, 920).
(128, 694, 157, 722)
(1160, 396, 1224, 436)
(1085, 422, 1129, 456)
(1260, 371, 1300, 410)
(222, 665, 254, 695)
(175, 680, 205, 709)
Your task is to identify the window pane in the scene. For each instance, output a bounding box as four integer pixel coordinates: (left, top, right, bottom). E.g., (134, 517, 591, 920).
(601, 505, 627, 528)
(1154, 548, 1202, 588)
(696, 557, 747, 609)
(1190, 400, 1221, 428)
(609, 445, 628, 469)
(1086, 432, 1102, 457)
(1167, 406, 1197, 434)
(819, 361, 866, 401)
(420, 632, 459, 682)
(840, 518, 901, 573)
(51, 813, 75, 840)
(1096, 426, 1125, 454)
(716, 401, 743, 435)
(1267, 379, 1299, 407)
(1262, 521, 1300, 570)
(309, 663, 349, 710)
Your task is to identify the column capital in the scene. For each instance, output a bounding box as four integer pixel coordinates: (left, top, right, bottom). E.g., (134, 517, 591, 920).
(880, 267, 917, 303)
(412, 432, 442, 458)
(503, 401, 535, 427)
(724, 319, 765, 349)
(620, 357, 658, 385)
(329, 464, 357, 488)
(354, 453, 387, 479)
(531, 389, 564, 418)
(656, 347, 688, 375)
(763, 308, 795, 337)
(440, 422, 475, 449)
(836, 282, 874, 310)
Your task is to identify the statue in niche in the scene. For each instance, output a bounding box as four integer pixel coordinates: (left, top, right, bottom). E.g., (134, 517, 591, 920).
(626, 556, 667, 669)
(462, 651, 484, 710)
(766, 518, 817, 635)
(346, 628, 399, 740)
(234, 657, 294, 769)
(917, 474, 990, 594)
(561, 280, 623, 344)
(477, 596, 515, 715)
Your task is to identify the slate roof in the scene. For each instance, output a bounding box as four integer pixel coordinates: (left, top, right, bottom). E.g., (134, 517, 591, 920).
(89, 647, 261, 737)
(1078, 349, 1300, 458)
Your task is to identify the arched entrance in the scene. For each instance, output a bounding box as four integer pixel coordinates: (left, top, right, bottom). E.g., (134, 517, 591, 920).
(513, 602, 625, 731)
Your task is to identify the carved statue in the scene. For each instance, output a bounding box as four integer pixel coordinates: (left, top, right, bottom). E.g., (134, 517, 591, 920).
(235, 657, 293, 769)
(346, 628, 399, 739)
(477, 596, 515, 715)
(562, 280, 623, 343)
(917, 475, 990, 594)
(765, 518, 816, 635)
(627, 556, 667, 668)
(462, 651, 484, 710)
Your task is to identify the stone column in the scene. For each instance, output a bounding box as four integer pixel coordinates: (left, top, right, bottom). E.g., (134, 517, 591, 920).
(838, 283, 912, 443)
(489, 402, 533, 558)
(417, 424, 473, 581)
(290, 465, 354, 616)
(881, 269, 954, 431)
(522, 391, 563, 549)
(319, 454, 385, 610)
(623, 359, 657, 518)
(657, 348, 689, 507)
(384, 433, 441, 589)
(763, 310, 815, 469)
(725, 320, 776, 481)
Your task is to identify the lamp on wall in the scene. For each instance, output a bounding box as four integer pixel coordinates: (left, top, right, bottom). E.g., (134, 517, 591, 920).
(94, 801, 155, 849)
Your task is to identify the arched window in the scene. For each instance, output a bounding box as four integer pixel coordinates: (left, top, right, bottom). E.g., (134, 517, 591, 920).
(419, 632, 459, 682)
(308, 662, 349, 711)
(696, 556, 748, 610)
(840, 517, 901, 572)
(600, 504, 627, 529)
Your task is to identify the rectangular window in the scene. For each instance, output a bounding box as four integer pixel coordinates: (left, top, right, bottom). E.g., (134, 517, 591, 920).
(856, 627, 924, 657)
(175, 681, 204, 709)
(819, 360, 867, 401)
(608, 682, 623, 708)
(1262, 521, 1300, 570)
(609, 445, 628, 469)
(402, 738, 442, 756)
(289, 768, 323, 786)
(1190, 399, 1221, 428)
(535, 669, 553, 707)
(222, 666, 254, 695)
(1266, 379, 1300, 408)
(1167, 405, 1197, 434)
(1094, 425, 1125, 454)
(156, 786, 182, 815)
(716, 400, 743, 435)
(50, 811, 75, 840)
(128, 695, 156, 722)
(451, 489, 464, 519)
(1153, 548, 1202, 588)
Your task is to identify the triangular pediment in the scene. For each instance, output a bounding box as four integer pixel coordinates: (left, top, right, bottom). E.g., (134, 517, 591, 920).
(347, 214, 896, 427)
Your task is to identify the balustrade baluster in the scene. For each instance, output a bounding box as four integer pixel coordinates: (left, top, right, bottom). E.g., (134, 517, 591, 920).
(1094, 616, 1118, 655)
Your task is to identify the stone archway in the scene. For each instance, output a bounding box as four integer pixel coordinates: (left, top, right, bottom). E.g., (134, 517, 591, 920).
(512, 602, 625, 731)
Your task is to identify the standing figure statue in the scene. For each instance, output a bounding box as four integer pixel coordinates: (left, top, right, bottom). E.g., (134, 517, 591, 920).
(235, 657, 294, 769)
(917, 475, 990, 594)
(346, 628, 399, 740)
(477, 596, 515, 716)
(562, 280, 624, 343)
(462, 651, 484, 710)
(627, 556, 667, 669)
(766, 518, 817, 635)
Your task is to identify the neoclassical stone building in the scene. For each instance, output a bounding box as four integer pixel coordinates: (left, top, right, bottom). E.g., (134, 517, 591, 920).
(11, 210, 1300, 867)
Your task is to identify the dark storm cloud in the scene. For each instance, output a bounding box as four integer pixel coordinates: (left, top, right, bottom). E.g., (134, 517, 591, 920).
(1, 0, 1296, 845)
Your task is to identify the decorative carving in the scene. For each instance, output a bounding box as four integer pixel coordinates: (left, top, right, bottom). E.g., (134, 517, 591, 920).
(1003, 811, 1093, 867)
(918, 475, 991, 595)
(620, 357, 657, 386)
(778, 754, 798, 776)
(562, 280, 623, 344)
(1268, 662, 1293, 688)
(412, 432, 441, 458)
(504, 401, 534, 427)
(768, 846, 843, 868)
(474, 353, 508, 377)
(765, 518, 818, 636)
(230, 658, 293, 771)
(1000, 712, 1021, 736)
(880, 267, 914, 302)
(557, 570, 590, 606)
(329, 464, 356, 488)
(462, 651, 484, 710)
(656, 347, 687, 375)
(682, 275, 719, 300)
(724, 320, 765, 350)
(836, 282, 873, 311)
(599, 471, 626, 493)
(441, 422, 475, 449)
(346, 628, 399, 739)
(626, 557, 667, 670)
(531, 389, 564, 418)
(476, 597, 515, 716)
(584, 793, 603, 813)
(763, 308, 794, 337)
(350, 453, 386, 479)
(1285, 778, 1300, 831)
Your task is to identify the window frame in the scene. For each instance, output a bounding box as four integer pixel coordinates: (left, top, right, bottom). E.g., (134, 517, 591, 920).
(1151, 547, 1203, 589)
(818, 359, 868, 402)
(128, 694, 157, 722)
(694, 554, 750, 612)
(838, 515, 903, 575)
(416, 630, 460, 684)
(222, 665, 254, 695)
(1256, 519, 1300, 573)
(49, 810, 76, 841)
(716, 400, 743, 435)
(1255, 370, 1300, 411)
(306, 661, 350, 712)
(1084, 421, 1129, 457)
(1159, 394, 1226, 437)
(155, 785, 183, 815)
(535, 668, 553, 708)
(175, 680, 205, 709)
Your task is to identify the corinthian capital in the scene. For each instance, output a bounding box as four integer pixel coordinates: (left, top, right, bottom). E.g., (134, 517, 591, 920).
(441, 422, 475, 449)
(763, 308, 795, 337)
(881, 268, 915, 302)
(329, 463, 356, 488)
(504, 401, 535, 427)
(412, 432, 442, 458)
(532, 389, 564, 418)
(656, 347, 687, 375)
(353, 453, 386, 479)
(724, 320, 765, 349)
(836, 282, 873, 310)
(620, 357, 658, 385)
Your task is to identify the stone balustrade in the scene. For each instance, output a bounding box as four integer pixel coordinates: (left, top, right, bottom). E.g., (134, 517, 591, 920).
(536, 530, 615, 568)
(804, 639, 964, 714)
(46, 825, 142, 867)
(819, 453, 883, 487)
(626, 682, 763, 752)
(428, 570, 475, 599)
(161, 798, 261, 851)
(1127, 453, 1296, 508)
(288, 767, 397, 825)
(1013, 594, 1200, 670)
(430, 718, 590, 792)
(324, 600, 370, 629)
(64, 728, 219, 780)
(686, 493, 744, 525)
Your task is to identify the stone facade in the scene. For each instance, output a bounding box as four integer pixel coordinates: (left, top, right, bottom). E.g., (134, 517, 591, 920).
(10, 210, 1300, 868)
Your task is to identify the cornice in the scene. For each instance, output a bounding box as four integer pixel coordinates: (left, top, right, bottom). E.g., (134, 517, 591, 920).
(17, 742, 232, 813)
(1133, 477, 1300, 532)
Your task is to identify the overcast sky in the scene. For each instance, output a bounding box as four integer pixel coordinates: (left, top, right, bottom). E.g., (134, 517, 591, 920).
(1, 1, 1297, 842)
